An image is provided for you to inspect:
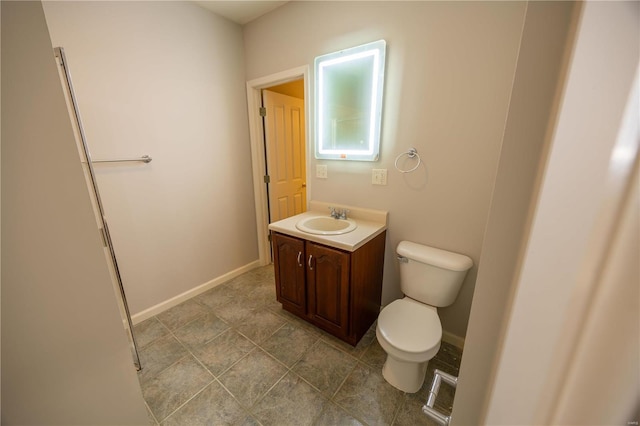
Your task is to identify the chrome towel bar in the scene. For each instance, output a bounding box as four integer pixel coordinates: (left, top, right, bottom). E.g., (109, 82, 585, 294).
(90, 155, 152, 164)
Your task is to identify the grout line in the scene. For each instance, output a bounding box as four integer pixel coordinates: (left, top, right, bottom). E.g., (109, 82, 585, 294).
(137, 320, 216, 390)
(141, 329, 216, 422)
(247, 366, 290, 418)
(389, 392, 406, 426)
(159, 378, 215, 423)
(328, 359, 359, 400)
(138, 350, 191, 386)
(142, 399, 160, 425)
(158, 355, 215, 419)
(318, 337, 367, 366)
(289, 370, 326, 397)
(256, 340, 298, 371)
(213, 341, 259, 379)
(266, 336, 351, 404)
(248, 345, 336, 426)
(328, 395, 370, 426)
(231, 311, 287, 347)
(212, 373, 262, 420)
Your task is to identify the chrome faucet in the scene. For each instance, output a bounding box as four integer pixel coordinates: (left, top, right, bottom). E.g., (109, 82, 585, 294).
(329, 206, 349, 220)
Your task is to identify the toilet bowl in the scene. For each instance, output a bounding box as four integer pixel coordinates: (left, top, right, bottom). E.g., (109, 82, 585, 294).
(376, 241, 472, 393)
(376, 297, 442, 392)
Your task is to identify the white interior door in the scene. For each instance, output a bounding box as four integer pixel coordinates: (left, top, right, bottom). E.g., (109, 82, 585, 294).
(263, 89, 307, 222)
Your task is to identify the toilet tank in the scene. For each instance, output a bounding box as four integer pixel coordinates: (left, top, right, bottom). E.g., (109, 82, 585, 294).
(397, 241, 473, 307)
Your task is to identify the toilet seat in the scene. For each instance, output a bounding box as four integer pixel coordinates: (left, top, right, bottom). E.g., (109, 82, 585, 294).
(377, 297, 442, 361)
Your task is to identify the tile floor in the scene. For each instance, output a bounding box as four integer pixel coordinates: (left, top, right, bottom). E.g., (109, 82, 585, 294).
(135, 265, 462, 425)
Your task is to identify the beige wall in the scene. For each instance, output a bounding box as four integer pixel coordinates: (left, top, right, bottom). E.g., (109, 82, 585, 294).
(450, 1, 640, 423)
(42, 1, 258, 315)
(243, 1, 527, 340)
(482, 1, 639, 423)
(1, 1, 147, 423)
(451, 2, 577, 424)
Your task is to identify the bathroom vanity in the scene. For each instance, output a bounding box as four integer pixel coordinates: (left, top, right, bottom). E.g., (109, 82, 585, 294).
(268, 202, 387, 346)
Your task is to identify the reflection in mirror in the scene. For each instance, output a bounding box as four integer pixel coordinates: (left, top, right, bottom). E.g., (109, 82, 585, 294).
(315, 40, 386, 161)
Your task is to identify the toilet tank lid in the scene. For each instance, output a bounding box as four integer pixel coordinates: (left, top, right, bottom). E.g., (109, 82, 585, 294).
(397, 241, 473, 271)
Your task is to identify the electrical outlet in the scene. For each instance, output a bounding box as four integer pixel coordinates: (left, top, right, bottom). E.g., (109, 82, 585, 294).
(316, 165, 328, 179)
(372, 168, 388, 185)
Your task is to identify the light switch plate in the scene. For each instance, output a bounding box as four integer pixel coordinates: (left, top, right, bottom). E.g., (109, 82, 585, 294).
(372, 169, 387, 185)
(316, 165, 328, 179)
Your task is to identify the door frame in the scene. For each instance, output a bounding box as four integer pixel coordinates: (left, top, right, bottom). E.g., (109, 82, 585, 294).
(246, 66, 310, 265)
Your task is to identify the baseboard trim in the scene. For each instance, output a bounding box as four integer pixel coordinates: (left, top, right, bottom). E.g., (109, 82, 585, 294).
(130, 260, 262, 325)
(442, 330, 465, 350)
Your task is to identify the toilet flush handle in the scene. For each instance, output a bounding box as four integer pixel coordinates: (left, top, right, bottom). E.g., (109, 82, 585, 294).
(397, 255, 409, 263)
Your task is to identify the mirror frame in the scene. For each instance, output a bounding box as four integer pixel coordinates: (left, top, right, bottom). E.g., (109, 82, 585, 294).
(314, 40, 386, 161)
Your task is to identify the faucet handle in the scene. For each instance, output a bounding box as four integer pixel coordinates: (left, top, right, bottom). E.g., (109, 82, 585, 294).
(328, 206, 349, 219)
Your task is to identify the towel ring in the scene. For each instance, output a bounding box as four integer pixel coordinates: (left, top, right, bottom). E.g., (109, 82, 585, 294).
(394, 148, 421, 173)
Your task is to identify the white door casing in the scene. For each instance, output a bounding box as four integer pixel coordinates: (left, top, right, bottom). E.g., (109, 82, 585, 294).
(246, 66, 310, 266)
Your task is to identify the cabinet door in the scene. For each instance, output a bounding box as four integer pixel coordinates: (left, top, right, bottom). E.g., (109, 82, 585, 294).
(272, 233, 306, 316)
(306, 242, 350, 337)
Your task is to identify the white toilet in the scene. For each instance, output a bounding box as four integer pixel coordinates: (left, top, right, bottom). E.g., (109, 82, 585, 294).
(376, 241, 473, 393)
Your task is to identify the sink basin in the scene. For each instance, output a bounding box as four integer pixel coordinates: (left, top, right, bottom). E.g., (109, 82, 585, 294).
(296, 216, 357, 235)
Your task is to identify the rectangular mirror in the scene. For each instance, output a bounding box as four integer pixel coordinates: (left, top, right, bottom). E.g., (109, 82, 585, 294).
(315, 40, 386, 161)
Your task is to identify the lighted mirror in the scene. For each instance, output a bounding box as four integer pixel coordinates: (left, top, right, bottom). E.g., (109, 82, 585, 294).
(315, 40, 386, 161)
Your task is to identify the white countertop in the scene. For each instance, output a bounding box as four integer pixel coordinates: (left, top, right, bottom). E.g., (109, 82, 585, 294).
(268, 201, 388, 252)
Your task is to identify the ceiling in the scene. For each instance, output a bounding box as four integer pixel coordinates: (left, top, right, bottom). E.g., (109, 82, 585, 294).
(194, 1, 289, 25)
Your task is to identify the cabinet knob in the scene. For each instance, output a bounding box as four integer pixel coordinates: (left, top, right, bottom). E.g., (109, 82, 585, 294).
(297, 251, 303, 267)
(308, 254, 314, 270)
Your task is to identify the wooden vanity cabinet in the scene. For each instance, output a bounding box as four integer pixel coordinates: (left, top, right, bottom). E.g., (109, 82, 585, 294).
(306, 241, 351, 338)
(271, 230, 386, 346)
(272, 233, 307, 317)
